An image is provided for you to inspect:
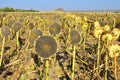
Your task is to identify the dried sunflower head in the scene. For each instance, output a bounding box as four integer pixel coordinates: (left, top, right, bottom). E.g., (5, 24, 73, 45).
(12, 22, 22, 32)
(1, 13, 6, 17)
(28, 22, 34, 30)
(103, 25, 111, 32)
(1, 26, 11, 37)
(19, 18, 24, 23)
(94, 27, 103, 38)
(109, 44, 120, 57)
(70, 30, 80, 44)
(111, 28, 120, 40)
(8, 20, 15, 27)
(94, 21, 100, 29)
(35, 36, 57, 59)
(49, 23, 61, 35)
(29, 29, 42, 45)
(102, 33, 113, 42)
(82, 22, 88, 31)
(67, 19, 74, 27)
(83, 16, 88, 21)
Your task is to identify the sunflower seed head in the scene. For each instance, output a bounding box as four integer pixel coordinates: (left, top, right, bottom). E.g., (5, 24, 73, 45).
(12, 22, 22, 32)
(35, 36, 57, 59)
(29, 29, 42, 45)
(1, 26, 11, 36)
(49, 23, 61, 35)
(70, 30, 80, 44)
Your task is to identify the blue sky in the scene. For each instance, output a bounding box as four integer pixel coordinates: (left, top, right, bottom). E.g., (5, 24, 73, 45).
(0, 0, 119, 11)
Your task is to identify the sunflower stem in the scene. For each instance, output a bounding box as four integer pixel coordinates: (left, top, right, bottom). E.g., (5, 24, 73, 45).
(25, 30, 31, 50)
(72, 45, 76, 80)
(83, 31, 87, 59)
(114, 54, 117, 80)
(105, 53, 108, 80)
(38, 57, 42, 79)
(16, 31, 20, 54)
(87, 24, 90, 40)
(53, 54, 56, 66)
(25, 42, 29, 50)
(52, 36, 57, 67)
(97, 35, 101, 73)
(0, 37, 5, 67)
(0, 28, 1, 38)
(79, 31, 83, 44)
(40, 70, 43, 80)
(37, 56, 41, 66)
(113, 18, 116, 28)
(105, 40, 109, 80)
(83, 32, 86, 51)
(45, 59, 49, 80)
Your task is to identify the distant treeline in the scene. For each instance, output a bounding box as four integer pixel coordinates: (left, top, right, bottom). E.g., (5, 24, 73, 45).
(0, 7, 119, 13)
(0, 7, 38, 12)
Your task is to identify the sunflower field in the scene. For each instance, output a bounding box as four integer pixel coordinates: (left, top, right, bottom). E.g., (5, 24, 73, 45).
(0, 12, 120, 80)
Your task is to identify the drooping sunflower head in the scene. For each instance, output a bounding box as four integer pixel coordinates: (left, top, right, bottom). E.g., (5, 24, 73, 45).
(103, 25, 111, 32)
(29, 29, 42, 45)
(70, 30, 80, 44)
(35, 36, 57, 59)
(1, 26, 11, 37)
(111, 28, 120, 40)
(82, 22, 89, 31)
(49, 23, 61, 35)
(109, 44, 120, 57)
(83, 16, 88, 21)
(102, 33, 113, 42)
(12, 22, 22, 32)
(94, 21, 100, 29)
(1, 13, 6, 18)
(19, 18, 24, 23)
(28, 22, 34, 30)
(93, 27, 103, 38)
(8, 20, 15, 27)
(67, 19, 75, 27)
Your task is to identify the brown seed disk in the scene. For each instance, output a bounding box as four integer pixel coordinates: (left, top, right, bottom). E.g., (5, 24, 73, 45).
(1, 26, 11, 37)
(35, 36, 57, 59)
